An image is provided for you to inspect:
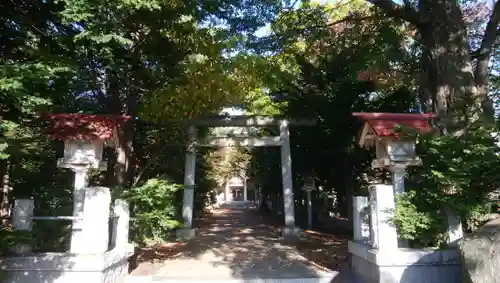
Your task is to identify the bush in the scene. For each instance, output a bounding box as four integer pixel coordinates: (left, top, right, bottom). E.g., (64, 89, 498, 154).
(0, 223, 33, 255)
(393, 126, 500, 247)
(123, 177, 183, 246)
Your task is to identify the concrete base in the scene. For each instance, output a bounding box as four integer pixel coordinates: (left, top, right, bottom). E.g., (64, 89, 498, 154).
(0, 244, 135, 283)
(281, 226, 301, 239)
(348, 241, 461, 283)
(124, 276, 339, 283)
(176, 228, 196, 240)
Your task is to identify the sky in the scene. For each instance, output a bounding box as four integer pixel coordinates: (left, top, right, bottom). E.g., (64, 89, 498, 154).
(254, 0, 336, 38)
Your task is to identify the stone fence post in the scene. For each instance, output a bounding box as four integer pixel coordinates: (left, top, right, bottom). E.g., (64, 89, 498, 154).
(445, 207, 463, 246)
(71, 186, 111, 254)
(353, 196, 370, 242)
(369, 184, 398, 250)
(11, 198, 34, 253)
(111, 199, 130, 250)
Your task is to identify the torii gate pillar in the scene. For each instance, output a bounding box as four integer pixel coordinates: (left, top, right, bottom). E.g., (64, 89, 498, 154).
(177, 125, 197, 239)
(280, 120, 299, 237)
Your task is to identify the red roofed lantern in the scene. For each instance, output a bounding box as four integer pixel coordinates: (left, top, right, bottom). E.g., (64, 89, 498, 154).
(45, 114, 131, 170)
(352, 112, 435, 169)
(44, 113, 132, 253)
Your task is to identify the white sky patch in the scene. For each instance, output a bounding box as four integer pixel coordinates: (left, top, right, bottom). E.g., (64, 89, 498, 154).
(254, 23, 271, 38)
(221, 107, 245, 116)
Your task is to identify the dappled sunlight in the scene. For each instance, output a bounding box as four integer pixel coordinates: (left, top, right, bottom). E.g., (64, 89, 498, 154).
(129, 205, 347, 280)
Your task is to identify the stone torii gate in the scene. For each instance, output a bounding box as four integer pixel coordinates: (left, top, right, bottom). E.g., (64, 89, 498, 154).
(177, 115, 316, 239)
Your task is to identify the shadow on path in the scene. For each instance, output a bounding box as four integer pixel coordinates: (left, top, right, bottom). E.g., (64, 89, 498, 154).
(129, 203, 348, 280)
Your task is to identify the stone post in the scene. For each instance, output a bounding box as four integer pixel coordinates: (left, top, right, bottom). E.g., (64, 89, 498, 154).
(369, 184, 398, 250)
(353, 196, 370, 242)
(389, 165, 409, 247)
(69, 166, 89, 253)
(178, 125, 197, 239)
(111, 199, 130, 249)
(72, 186, 111, 254)
(11, 198, 34, 253)
(306, 190, 313, 230)
(445, 207, 463, 246)
(254, 184, 259, 205)
(225, 182, 229, 202)
(243, 177, 247, 201)
(280, 119, 298, 237)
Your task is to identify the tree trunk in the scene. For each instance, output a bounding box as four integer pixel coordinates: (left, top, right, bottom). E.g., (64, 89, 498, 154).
(417, 0, 476, 134)
(105, 69, 132, 190)
(473, 0, 500, 124)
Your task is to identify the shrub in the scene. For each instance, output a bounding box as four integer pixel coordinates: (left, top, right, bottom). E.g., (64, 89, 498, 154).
(123, 177, 183, 246)
(393, 126, 500, 247)
(0, 223, 33, 255)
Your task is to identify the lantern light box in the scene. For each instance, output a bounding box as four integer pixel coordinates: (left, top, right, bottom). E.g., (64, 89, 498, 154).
(61, 140, 104, 169)
(352, 112, 436, 169)
(45, 114, 131, 170)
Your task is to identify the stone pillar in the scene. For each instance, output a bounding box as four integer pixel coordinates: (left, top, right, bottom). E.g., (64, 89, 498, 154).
(280, 120, 298, 237)
(11, 199, 34, 254)
(111, 199, 130, 250)
(75, 186, 111, 254)
(254, 184, 258, 205)
(178, 125, 197, 239)
(70, 166, 89, 253)
(445, 207, 463, 246)
(243, 178, 247, 201)
(225, 181, 232, 202)
(389, 165, 409, 247)
(306, 190, 313, 230)
(259, 185, 264, 207)
(353, 196, 370, 242)
(389, 165, 406, 195)
(369, 184, 398, 250)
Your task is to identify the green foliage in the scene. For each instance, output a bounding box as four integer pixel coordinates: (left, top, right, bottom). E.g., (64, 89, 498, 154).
(0, 224, 33, 255)
(123, 178, 183, 246)
(393, 126, 500, 247)
(0, 0, 497, 254)
(393, 192, 444, 248)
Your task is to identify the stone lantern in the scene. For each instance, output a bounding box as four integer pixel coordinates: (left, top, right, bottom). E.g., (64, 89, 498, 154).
(351, 112, 435, 249)
(45, 113, 131, 252)
(353, 112, 435, 194)
(301, 176, 317, 230)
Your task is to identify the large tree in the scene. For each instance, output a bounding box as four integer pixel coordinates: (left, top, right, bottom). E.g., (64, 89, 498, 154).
(368, 0, 500, 133)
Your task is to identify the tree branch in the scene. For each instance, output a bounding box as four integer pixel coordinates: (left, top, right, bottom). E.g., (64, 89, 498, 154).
(366, 0, 421, 25)
(472, 0, 500, 121)
(325, 14, 384, 28)
(472, 1, 500, 60)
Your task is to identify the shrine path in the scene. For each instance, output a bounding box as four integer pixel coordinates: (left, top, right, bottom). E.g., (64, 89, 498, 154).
(125, 202, 351, 283)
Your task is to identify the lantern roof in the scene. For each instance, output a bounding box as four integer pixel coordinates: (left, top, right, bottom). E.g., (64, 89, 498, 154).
(352, 112, 436, 147)
(45, 113, 132, 141)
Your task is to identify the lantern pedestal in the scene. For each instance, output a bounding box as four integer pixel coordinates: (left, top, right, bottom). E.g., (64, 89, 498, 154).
(176, 228, 196, 240)
(57, 141, 108, 253)
(69, 166, 89, 253)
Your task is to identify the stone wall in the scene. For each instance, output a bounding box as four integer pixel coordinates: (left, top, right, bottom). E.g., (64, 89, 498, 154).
(0, 187, 134, 283)
(348, 186, 463, 283)
(349, 241, 461, 283)
(0, 245, 134, 283)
